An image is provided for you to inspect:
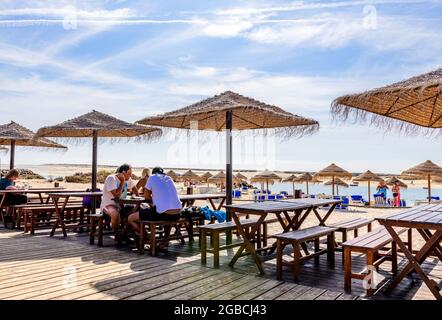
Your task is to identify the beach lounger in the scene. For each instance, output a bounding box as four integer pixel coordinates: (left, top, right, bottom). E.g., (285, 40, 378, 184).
(350, 195, 366, 205)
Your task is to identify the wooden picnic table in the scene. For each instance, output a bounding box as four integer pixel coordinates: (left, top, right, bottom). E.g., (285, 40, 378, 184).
(113, 193, 227, 213)
(0, 187, 66, 208)
(377, 203, 442, 300)
(224, 198, 341, 274)
(47, 191, 103, 237)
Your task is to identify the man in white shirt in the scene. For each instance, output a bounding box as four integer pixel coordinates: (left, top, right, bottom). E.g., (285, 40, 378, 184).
(101, 164, 138, 239)
(128, 167, 182, 246)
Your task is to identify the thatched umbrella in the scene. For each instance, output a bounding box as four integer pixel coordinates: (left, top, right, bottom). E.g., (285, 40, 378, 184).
(283, 174, 298, 197)
(313, 163, 352, 196)
(332, 68, 442, 135)
(353, 170, 384, 204)
(385, 176, 408, 188)
(200, 171, 213, 183)
(251, 169, 282, 198)
(34, 110, 161, 194)
(235, 172, 248, 181)
(166, 170, 180, 182)
(295, 172, 315, 195)
(324, 177, 348, 195)
(181, 170, 201, 184)
(136, 91, 318, 206)
(0, 121, 66, 169)
(401, 160, 442, 203)
(208, 171, 226, 185)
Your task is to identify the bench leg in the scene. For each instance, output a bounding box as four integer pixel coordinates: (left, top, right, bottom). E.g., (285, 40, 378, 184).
(97, 218, 103, 247)
(292, 242, 301, 282)
(23, 211, 28, 233)
(150, 223, 156, 256)
(367, 222, 372, 232)
(200, 229, 207, 265)
(139, 222, 145, 254)
(276, 239, 283, 280)
(354, 229, 358, 238)
(213, 232, 220, 268)
(327, 232, 335, 268)
(407, 228, 412, 252)
(342, 231, 348, 265)
(344, 247, 352, 292)
(314, 238, 320, 265)
(366, 252, 375, 297)
(391, 241, 398, 277)
(89, 219, 96, 245)
(262, 222, 268, 248)
(30, 213, 35, 235)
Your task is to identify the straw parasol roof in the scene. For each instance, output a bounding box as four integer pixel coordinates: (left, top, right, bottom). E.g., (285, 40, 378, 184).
(314, 163, 352, 196)
(332, 68, 442, 135)
(136, 91, 318, 206)
(251, 170, 282, 184)
(166, 170, 180, 182)
(200, 171, 213, 182)
(401, 160, 442, 202)
(0, 121, 67, 169)
(235, 172, 248, 181)
(385, 176, 408, 188)
(324, 178, 349, 187)
(35, 110, 161, 139)
(34, 110, 161, 199)
(181, 170, 201, 182)
(314, 163, 353, 179)
(353, 170, 383, 182)
(353, 170, 384, 204)
(208, 171, 226, 184)
(136, 91, 319, 135)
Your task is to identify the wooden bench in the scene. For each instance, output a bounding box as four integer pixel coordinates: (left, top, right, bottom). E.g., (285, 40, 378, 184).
(198, 218, 261, 268)
(21, 204, 86, 235)
(89, 213, 112, 246)
(139, 217, 204, 256)
(328, 217, 374, 263)
(275, 226, 337, 282)
(342, 226, 408, 297)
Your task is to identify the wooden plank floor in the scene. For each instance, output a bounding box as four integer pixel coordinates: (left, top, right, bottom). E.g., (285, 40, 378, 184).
(1, 223, 440, 300)
(0, 228, 355, 300)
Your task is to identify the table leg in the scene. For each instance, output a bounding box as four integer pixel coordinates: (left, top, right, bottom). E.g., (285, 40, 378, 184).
(418, 229, 442, 261)
(215, 197, 226, 211)
(313, 203, 337, 226)
(228, 212, 266, 274)
(50, 196, 68, 237)
(383, 225, 442, 300)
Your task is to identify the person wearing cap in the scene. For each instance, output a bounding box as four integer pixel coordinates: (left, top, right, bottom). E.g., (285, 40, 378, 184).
(128, 167, 182, 246)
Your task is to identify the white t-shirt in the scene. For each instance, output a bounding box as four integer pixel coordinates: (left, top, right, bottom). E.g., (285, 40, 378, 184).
(145, 174, 182, 213)
(100, 175, 136, 210)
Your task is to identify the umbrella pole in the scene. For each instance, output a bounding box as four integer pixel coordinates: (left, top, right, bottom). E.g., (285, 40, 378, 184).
(91, 130, 98, 214)
(428, 174, 431, 203)
(337, 184, 339, 196)
(332, 176, 335, 196)
(292, 181, 295, 198)
(306, 181, 309, 195)
(225, 111, 233, 245)
(266, 179, 269, 200)
(9, 140, 16, 169)
(368, 180, 371, 206)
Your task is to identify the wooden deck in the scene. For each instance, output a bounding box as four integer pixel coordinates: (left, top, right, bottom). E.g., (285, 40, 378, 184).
(0, 225, 440, 300)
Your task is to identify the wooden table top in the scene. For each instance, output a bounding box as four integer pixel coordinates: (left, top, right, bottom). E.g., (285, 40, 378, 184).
(0, 188, 66, 194)
(377, 203, 442, 230)
(47, 191, 103, 198)
(179, 194, 226, 200)
(224, 201, 313, 213)
(276, 198, 342, 207)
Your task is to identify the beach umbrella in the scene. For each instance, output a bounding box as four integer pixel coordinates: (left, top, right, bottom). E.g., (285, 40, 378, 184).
(313, 163, 352, 196)
(251, 169, 282, 198)
(332, 68, 442, 135)
(136, 91, 318, 206)
(181, 170, 201, 184)
(34, 110, 161, 194)
(353, 170, 384, 204)
(200, 171, 213, 184)
(295, 172, 316, 195)
(208, 171, 242, 187)
(385, 176, 408, 188)
(324, 177, 348, 195)
(235, 172, 248, 181)
(166, 170, 180, 182)
(283, 174, 298, 197)
(0, 121, 66, 169)
(401, 160, 442, 203)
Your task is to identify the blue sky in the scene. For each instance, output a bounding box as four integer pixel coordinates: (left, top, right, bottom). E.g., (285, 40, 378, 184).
(1, 0, 442, 174)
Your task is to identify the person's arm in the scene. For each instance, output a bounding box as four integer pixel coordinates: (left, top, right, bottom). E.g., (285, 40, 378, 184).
(144, 189, 153, 206)
(131, 185, 139, 196)
(110, 174, 125, 198)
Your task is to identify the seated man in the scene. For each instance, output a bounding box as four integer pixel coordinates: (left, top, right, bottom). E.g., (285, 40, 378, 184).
(0, 169, 27, 205)
(100, 164, 138, 242)
(128, 167, 182, 246)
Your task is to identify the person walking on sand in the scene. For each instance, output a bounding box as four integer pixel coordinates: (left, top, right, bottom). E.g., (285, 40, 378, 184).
(392, 182, 401, 207)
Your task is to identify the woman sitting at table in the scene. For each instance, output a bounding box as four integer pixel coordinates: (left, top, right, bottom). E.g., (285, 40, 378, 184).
(0, 169, 27, 205)
(101, 164, 139, 243)
(136, 168, 150, 194)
